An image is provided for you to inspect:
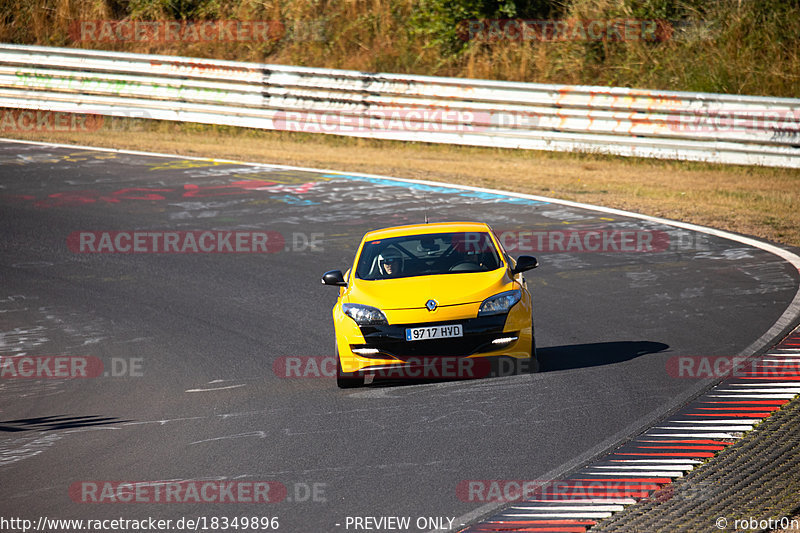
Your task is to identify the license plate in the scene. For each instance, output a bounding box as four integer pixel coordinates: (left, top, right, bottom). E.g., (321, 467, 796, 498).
(405, 324, 463, 341)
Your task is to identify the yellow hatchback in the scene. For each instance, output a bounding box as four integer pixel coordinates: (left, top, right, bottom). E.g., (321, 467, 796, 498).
(322, 222, 539, 388)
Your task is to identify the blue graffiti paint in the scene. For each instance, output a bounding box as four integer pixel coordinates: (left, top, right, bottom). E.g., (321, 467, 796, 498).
(276, 194, 318, 205)
(322, 174, 545, 206)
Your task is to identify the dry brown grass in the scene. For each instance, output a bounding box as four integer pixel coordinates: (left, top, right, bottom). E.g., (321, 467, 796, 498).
(5, 120, 799, 247)
(2, 0, 799, 96)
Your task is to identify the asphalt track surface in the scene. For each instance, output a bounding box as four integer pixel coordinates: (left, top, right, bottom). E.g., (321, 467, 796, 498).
(1, 140, 798, 532)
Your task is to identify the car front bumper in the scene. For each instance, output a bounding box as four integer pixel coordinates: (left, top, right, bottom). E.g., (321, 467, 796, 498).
(334, 302, 533, 374)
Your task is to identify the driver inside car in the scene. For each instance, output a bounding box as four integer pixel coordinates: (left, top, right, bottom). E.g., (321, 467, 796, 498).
(377, 248, 403, 276)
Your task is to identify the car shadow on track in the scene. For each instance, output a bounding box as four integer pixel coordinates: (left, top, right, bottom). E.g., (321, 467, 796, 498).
(348, 341, 669, 388)
(0, 415, 129, 432)
(538, 340, 669, 372)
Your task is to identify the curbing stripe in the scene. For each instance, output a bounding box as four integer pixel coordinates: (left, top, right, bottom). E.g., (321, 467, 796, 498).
(461, 327, 800, 533)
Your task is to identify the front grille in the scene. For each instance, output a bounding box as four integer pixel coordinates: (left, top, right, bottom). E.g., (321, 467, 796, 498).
(354, 315, 511, 359)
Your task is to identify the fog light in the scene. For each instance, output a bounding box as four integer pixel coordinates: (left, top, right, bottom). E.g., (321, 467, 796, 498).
(492, 336, 518, 346)
(352, 347, 380, 356)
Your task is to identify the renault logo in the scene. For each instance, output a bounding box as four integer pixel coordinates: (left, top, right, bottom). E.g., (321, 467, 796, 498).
(426, 299, 438, 311)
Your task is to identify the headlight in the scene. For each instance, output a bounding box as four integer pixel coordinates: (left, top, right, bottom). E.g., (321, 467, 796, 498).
(478, 290, 521, 317)
(342, 303, 388, 325)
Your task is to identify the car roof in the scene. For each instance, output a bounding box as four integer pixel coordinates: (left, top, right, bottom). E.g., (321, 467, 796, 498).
(362, 222, 493, 241)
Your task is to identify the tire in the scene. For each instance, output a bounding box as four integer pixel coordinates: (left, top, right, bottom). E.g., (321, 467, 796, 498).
(336, 345, 365, 388)
(527, 321, 540, 373)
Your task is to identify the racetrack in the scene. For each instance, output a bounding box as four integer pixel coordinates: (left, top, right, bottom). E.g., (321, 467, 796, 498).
(1, 140, 798, 532)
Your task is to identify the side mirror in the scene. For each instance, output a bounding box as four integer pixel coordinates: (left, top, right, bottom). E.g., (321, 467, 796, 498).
(511, 256, 538, 275)
(321, 270, 347, 287)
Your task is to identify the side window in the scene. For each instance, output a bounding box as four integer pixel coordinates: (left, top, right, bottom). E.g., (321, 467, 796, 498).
(490, 229, 511, 267)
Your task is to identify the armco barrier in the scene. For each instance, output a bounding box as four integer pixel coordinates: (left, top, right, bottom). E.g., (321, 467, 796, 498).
(1, 44, 799, 167)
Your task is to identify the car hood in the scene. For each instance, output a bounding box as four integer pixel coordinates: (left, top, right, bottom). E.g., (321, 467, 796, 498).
(347, 268, 513, 310)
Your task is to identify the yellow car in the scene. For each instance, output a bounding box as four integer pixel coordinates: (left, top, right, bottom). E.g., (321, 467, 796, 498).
(322, 222, 539, 388)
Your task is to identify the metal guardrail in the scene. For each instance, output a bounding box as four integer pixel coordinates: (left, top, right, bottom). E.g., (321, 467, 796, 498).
(1, 44, 799, 167)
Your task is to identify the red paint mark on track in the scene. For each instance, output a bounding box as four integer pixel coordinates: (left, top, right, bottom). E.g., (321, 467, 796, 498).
(639, 439, 734, 445)
(463, 521, 595, 533)
(698, 401, 788, 405)
(694, 406, 781, 410)
(26, 180, 316, 209)
(686, 412, 773, 417)
(613, 452, 716, 457)
(568, 478, 672, 483)
(638, 446, 725, 450)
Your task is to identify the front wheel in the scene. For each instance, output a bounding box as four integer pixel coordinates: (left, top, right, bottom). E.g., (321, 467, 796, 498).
(527, 327, 540, 374)
(336, 345, 365, 388)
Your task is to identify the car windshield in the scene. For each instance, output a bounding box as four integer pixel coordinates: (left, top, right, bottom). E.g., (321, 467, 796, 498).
(355, 231, 502, 280)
